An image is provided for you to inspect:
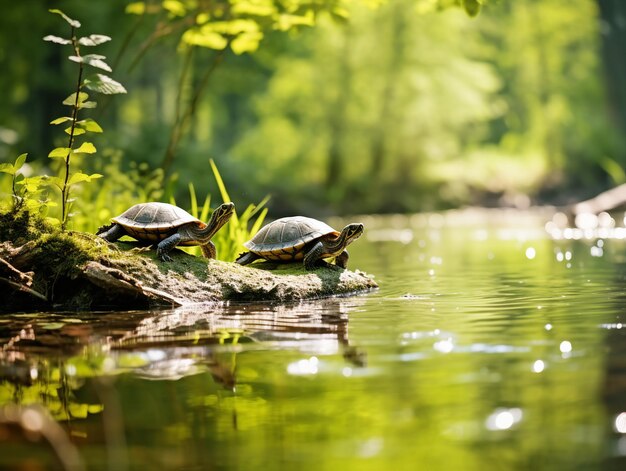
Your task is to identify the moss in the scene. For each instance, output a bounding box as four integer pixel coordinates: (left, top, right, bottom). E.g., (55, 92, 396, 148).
(0, 212, 377, 311)
(0, 209, 57, 245)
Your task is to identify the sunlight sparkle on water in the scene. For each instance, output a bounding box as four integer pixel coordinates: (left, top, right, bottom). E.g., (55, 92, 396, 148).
(433, 338, 454, 353)
(559, 341, 572, 353)
(485, 408, 523, 431)
(287, 356, 319, 375)
(532, 360, 545, 373)
(525, 247, 536, 259)
(615, 413, 626, 433)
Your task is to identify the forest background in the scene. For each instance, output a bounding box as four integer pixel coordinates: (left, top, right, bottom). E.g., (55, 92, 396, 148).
(0, 0, 624, 229)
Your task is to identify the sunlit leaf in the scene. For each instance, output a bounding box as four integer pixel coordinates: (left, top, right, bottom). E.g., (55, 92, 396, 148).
(78, 34, 111, 46)
(14, 153, 27, 171)
(210, 159, 231, 203)
(79, 101, 98, 109)
(211, 20, 259, 35)
(50, 116, 74, 125)
(67, 172, 102, 186)
(125, 2, 145, 14)
(232, 2, 275, 16)
(65, 127, 86, 136)
(196, 13, 210, 25)
(231, 31, 263, 55)
(73, 142, 97, 154)
(63, 92, 89, 106)
(43, 35, 72, 45)
(182, 29, 228, 50)
(48, 147, 72, 160)
(76, 118, 103, 133)
(49, 9, 81, 28)
(0, 163, 15, 175)
(83, 74, 127, 95)
(69, 54, 112, 72)
(163, 0, 186, 17)
(47, 176, 65, 189)
(275, 12, 315, 31)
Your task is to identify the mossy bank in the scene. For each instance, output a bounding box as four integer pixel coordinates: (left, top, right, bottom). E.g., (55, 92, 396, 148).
(0, 211, 377, 312)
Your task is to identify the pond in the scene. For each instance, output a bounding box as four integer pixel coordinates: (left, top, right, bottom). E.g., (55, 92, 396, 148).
(2, 208, 626, 471)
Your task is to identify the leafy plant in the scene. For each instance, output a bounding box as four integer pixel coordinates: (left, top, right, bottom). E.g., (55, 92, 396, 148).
(44, 9, 126, 230)
(176, 159, 269, 261)
(0, 153, 53, 214)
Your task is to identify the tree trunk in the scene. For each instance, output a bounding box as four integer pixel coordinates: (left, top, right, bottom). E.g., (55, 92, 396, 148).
(597, 0, 626, 139)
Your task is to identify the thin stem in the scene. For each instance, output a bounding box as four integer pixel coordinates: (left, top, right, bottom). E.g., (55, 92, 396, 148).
(61, 25, 84, 230)
(160, 46, 228, 174)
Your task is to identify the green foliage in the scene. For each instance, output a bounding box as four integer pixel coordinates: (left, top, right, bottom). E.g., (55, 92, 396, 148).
(0, 153, 53, 215)
(127, 0, 351, 56)
(175, 159, 268, 261)
(44, 9, 126, 230)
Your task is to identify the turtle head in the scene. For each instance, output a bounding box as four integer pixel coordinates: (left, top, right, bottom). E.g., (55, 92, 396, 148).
(206, 202, 235, 233)
(342, 223, 364, 245)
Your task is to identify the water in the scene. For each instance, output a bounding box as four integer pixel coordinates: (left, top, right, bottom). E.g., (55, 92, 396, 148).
(2, 209, 626, 470)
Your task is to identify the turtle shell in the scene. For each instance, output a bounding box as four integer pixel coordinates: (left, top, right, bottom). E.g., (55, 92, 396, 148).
(113, 202, 205, 243)
(244, 216, 339, 261)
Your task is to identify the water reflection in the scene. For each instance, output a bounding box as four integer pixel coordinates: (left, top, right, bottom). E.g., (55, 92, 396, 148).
(4, 210, 626, 470)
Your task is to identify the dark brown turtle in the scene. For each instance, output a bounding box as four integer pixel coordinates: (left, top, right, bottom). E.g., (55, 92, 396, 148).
(235, 216, 364, 270)
(97, 202, 235, 261)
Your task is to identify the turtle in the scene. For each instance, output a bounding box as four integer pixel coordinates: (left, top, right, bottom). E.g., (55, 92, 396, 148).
(235, 216, 364, 270)
(97, 202, 235, 262)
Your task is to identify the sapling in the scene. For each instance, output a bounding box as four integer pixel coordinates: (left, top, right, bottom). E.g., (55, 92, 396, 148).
(44, 9, 126, 230)
(0, 153, 52, 214)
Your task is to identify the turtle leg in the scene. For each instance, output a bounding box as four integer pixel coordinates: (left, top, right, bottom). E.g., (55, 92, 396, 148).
(156, 233, 182, 262)
(335, 250, 349, 269)
(236, 251, 260, 266)
(200, 241, 217, 259)
(303, 241, 325, 270)
(97, 223, 127, 242)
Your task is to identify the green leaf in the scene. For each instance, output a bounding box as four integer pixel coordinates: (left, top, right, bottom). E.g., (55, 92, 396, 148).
(275, 12, 315, 31)
(125, 2, 146, 15)
(0, 163, 15, 176)
(163, 0, 186, 16)
(43, 35, 72, 45)
(463, 0, 481, 17)
(182, 29, 228, 50)
(14, 153, 27, 171)
(65, 127, 86, 136)
(232, 2, 275, 16)
(78, 34, 111, 46)
(49, 9, 81, 28)
(50, 116, 74, 125)
(231, 31, 263, 55)
(79, 101, 98, 109)
(82, 74, 127, 95)
(76, 119, 103, 133)
(48, 176, 64, 189)
(48, 147, 72, 160)
(211, 20, 259, 35)
(69, 54, 112, 72)
(73, 142, 97, 154)
(67, 172, 102, 186)
(63, 92, 89, 106)
(210, 159, 231, 203)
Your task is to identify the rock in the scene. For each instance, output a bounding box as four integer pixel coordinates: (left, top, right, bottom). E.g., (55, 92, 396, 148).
(0, 215, 377, 312)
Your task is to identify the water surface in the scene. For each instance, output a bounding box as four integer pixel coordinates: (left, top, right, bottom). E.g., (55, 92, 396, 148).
(2, 209, 626, 470)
